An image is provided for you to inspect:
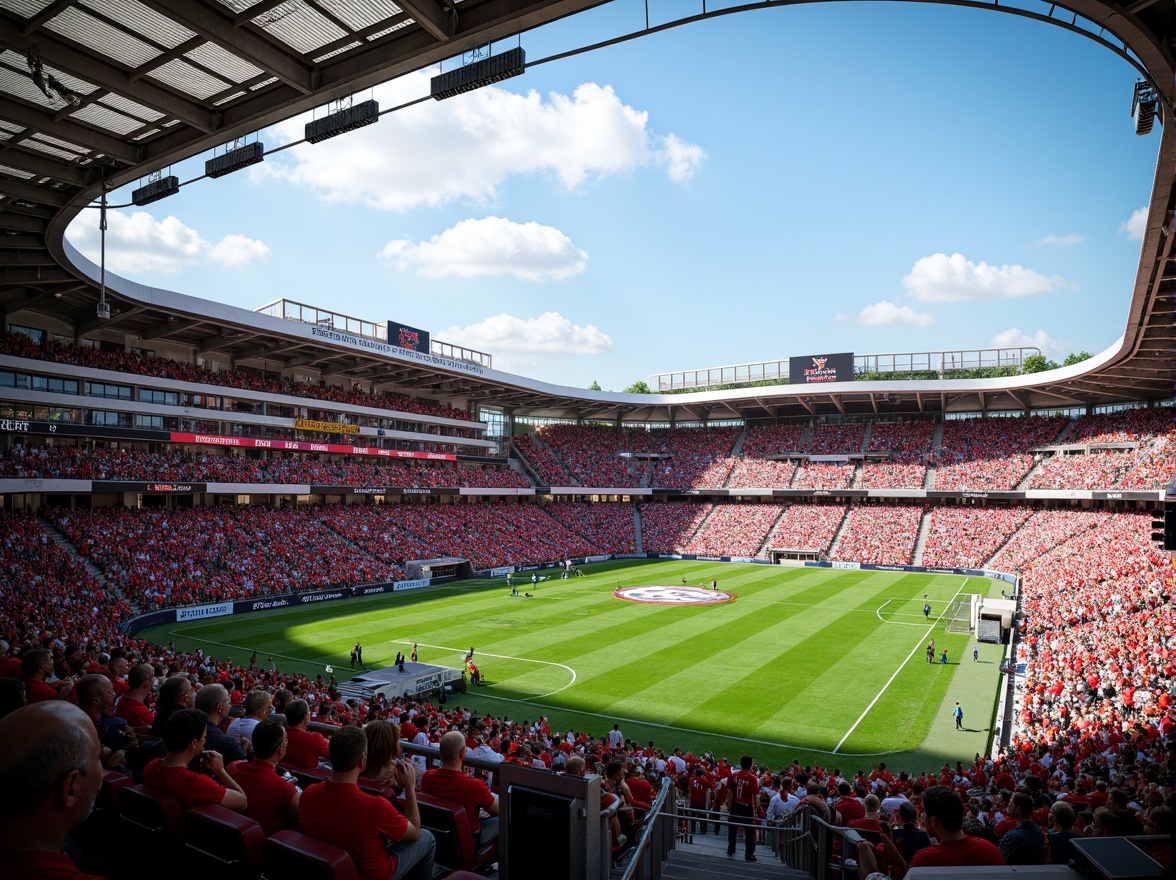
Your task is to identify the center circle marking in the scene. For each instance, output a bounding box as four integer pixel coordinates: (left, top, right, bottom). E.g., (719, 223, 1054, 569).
(612, 585, 736, 605)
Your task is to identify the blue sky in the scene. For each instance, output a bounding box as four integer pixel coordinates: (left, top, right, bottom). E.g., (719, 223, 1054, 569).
(67, 0, 1158, 392)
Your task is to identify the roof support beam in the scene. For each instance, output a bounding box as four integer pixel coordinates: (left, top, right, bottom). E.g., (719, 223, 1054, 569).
(3, 101, 139, 164)
(143, 0, 314, 95)
(396, 0, 457, 41)
(0, 22, 215, 133)
(0, 176, 64, 207)
(140, 317, 205, 340)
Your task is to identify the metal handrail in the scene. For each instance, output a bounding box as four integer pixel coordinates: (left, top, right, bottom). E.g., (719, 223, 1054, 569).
(617, 778, 678, 880)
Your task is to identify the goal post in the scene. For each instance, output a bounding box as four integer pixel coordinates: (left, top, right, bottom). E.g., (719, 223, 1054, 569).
(945, 593, 978, 634)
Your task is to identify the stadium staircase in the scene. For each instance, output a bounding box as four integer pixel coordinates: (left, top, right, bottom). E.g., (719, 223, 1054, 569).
(848, 460, 864, 488)
(37, 516, 123, 607)
(686, 504, 720, 547)
(729, 427, 748, 456)
(754, 507, 788, 558)
(655, 832, 808, 880)
(507, 439, 544, 487)
(859, 419, 874, 452)
(911, 510, 933, 566)
(826, 507, 852, 559)
(924, 418, 946, 488)
(1015, 456, 1045, 490)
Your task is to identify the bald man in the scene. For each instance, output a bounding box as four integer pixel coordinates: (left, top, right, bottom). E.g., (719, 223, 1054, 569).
(421, 729, 499, 844)
(0, 702, 104, 879)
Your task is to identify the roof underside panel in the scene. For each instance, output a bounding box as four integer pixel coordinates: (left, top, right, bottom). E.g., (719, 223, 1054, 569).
(44, 6, 161, 68)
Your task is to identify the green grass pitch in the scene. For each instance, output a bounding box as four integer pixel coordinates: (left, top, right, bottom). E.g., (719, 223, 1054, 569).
(145, 560, 1006, 775)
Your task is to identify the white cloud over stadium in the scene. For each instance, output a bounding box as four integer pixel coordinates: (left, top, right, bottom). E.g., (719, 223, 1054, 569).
(378, 217, 588, 281)
(442, 311, 614, 355)
(263, 73, 705, 211)
(856, 300, 934, 327)
(67, 211, 270, 275)
(1119, 207, 1148, 241)
(990, 327, 1068, 359)
(902, 252, 1075, 303)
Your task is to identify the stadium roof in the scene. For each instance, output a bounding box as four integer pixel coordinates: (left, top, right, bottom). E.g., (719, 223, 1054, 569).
(0, 0, 1174, 423)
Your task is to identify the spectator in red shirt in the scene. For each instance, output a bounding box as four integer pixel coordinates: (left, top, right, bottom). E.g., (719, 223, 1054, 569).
(226, 716, 299, 836)
(283, 698, 330, 770)
(141, 708, 247, 812)
(908, 786, 1005, 868)
(0, 701, 106, 880)
(300, 725, 435, 880)
(727, 754, 760, 862)
(834, 781, 865, 824)
(113, 664, 155, 732)
(20, 649, 74, 704)
(421, 730, 499, 844)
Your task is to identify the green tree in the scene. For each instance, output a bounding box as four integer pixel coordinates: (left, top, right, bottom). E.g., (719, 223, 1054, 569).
(588, 380, 602, 391)
(1062, 351, 1092, 366)
(1022, 354, 1059, 373)
(623, 380, 651, 394)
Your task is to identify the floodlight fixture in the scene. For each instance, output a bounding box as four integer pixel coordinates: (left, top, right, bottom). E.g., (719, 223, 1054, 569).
(206, 142, 265, 178)
(131, 175, 180, 205)
(305, 100, 379, 143)
(431, 47, 525, 100)
(1133, 81, 1158, 136)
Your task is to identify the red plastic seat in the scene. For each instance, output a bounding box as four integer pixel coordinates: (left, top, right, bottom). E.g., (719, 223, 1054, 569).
(185, 803, 264, 878)
(119, 783, 186, 846)
(260, 829, 360, 880)
(416, 791, 498, 872)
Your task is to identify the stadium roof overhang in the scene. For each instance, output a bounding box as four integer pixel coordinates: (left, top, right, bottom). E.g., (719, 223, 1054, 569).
(0, 0, 1174, 424)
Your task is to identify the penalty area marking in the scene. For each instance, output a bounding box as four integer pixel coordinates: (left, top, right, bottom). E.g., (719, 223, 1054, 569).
(833, 579, 967, 754)
(394, 640, 576, 701)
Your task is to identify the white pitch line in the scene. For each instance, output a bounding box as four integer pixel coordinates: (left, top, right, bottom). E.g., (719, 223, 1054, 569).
(832, 580, 967, 754)
(393, 639, 577, 700)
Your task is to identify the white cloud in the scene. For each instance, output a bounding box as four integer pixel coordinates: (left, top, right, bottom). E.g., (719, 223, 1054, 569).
(1119, 207, 1148, 241)
(379, 217, 587, 281)
(990, 328, 1068, 359)
(442, 311, 613, 354)
(1036, 233, 1082, 247)
(66, 211, 269, 275)
(857, 300, 934, 327)
(902, 252, 1074, 303)
(262, 73, 705, 211)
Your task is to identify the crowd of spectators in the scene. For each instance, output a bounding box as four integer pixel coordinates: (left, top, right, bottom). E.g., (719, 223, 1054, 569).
(919, 507, 1032, 569)
(0, 443, 530, 489)
(800, 422, 867, 455)
(512, 435, 572, 485)
(1070, 408, 1174, 443)
(770, 504, 847, 553)
(859, 420, 935, 489)
(684, 504, 785, 558)
(835, 505, 925, 566)
(542, 503, 639, 555)
(726, 457, 797, 489)
(647, 428, 740, 489)
(1, 331, 475, 424)
(932, 416, 1068, 491)
(637, 502, 712, 553)
(46, 506, 404, 609)
(1012, 511, 1176, 782)
(792, 462, 856, 490)
(1029, 451, 1142, 491)
(3, 497, 1176, 877)
(538, 425, 649, 488)
(741, 423, 808, 457)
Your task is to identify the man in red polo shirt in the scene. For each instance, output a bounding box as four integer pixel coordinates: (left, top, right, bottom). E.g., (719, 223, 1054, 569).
(421, 730, 498, 844)
(300, 725, 435, 880)
(227, 716, 299, 836)
(727, 754, 759, 862)
(909, 785, 1005, 868)
(283, 698, 330, 770)
(113, 664, 155, 732)
(141, 708, 247, 811)
(20, 649, 74, 704)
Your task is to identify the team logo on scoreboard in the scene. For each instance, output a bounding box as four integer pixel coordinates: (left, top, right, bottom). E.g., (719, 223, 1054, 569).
(811, 356, 828, 371)
(612, 586, 735, 605)
(398, 328, 420, 350)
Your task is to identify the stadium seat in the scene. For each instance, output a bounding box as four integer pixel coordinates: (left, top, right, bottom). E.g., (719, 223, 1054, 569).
(279, 763, 331, 789)
(260, 829, 360, 880)
(416, 791, 498, 872)
(184, 804, 264, 878)
(119, 783, 186, 846)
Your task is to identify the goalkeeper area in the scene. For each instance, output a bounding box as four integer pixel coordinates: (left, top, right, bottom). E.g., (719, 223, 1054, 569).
(145, 559, 1009, 771)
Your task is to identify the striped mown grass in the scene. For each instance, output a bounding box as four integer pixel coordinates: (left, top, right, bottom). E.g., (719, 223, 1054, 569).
(147, 559, 1004, 773)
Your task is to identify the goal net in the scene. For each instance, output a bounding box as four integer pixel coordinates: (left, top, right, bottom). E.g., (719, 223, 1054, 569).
(945, 594, 977, 634)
